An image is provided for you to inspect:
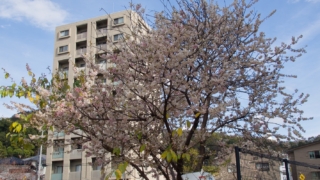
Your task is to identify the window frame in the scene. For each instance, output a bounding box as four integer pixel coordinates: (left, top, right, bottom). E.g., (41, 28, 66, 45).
(311, 171, 320, 180)
(58, 45, 69, 54)
(92, 158, 102, 171)
(255, 162, 270, 171)
(113, 33, 123, 42)
(113, 17, 124, 26)
(53, 166, 63, 174)
(59, 29, 70, 38)
(309, 150, 320, 159)
(75, 164, 82, 172)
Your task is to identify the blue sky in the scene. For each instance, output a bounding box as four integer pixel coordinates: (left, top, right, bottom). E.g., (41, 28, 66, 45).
(0, 0, 319, 138)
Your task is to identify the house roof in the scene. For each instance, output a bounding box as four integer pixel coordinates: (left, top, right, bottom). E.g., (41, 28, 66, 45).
(23, 154, 46, 164)
(286, 140, 320, 153)
(0, 157, 25, 165)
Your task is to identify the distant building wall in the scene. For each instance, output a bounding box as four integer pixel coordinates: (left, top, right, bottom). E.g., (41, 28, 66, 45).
(287, 141, 320, 180)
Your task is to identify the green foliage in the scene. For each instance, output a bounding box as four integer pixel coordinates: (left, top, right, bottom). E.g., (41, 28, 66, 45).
(0, 142, 8, 158)
(0, 117, 40, 158)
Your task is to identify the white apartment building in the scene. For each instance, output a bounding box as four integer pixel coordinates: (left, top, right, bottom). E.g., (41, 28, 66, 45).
(46, 10, 148, 180)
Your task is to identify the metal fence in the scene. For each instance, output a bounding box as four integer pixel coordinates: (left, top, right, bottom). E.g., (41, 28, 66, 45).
(234, 146, 320, 180)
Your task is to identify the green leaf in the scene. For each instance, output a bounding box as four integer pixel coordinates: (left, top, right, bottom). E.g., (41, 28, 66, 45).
(166, 151, 172, 162)
(26, 114, 33, 120)
(139, 144, 146, 152)
(118, 162, 128, 173)
(186, 120, 191, 128)
(195, 112, 201, 118)
(23, 143, 33, 150)
(5, 73, 9, 79)
(165, 113, 169, 120)
(18, 90, 24, 98)
(113, 147, 121, 156)
(171, 149, 178, 162)
(161, 150, 168, 159)
(177, 128, 183, 136)
(177, 153, 181, 159)
(115, 169, 122, 180)
(8, 90, 13, 97)
(185, 153, 191, 161)
(6, 132, 10, 138)
(11, 122, 22, 133)
(136, 131, 142, 140)
(18, 137, 23, 143)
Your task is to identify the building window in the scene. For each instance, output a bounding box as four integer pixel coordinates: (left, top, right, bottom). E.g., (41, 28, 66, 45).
(96, 74, 106, 84)
(92, 158, 102, 170)
(58, 45, 68, 53)
(309, 151, 320, 159)
(75, 165, 82, 172)
(98, 59, 106, 64)
(311, 171, 320, 180)
(113, 34, 123, 42)
(255, 162, 269, 171)
(53, 166, 63, 173)
(59, 30, 69, 38)
(71, 138, 82, 150)
(113, 17, 124, 25)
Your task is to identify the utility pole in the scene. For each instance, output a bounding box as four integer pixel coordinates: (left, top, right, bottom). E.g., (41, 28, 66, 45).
(235, 146, 241, 180)
(37, 130, 44, 180)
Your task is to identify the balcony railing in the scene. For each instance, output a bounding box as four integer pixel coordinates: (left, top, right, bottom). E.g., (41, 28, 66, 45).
(76, 48, 87, 56)
(53, 131, 65, 137)
(74, 67, 85, 77)
(52, 151, 64, 159)
(96, 44, 107, 51)
(96, 28, 107, 35)
(58, 71, 68, 79)
(70, 149, 82, 159)
(77, 32, 87, 40)
(69, 171, 81, 180)
(91, 170, 101, 180)
(51, 173, 63, 180)
(98, 63, 106, 70)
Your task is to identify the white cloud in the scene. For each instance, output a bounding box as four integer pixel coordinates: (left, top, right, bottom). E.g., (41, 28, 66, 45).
(0, 24, 10, 28)
(0, 0, 68, 30)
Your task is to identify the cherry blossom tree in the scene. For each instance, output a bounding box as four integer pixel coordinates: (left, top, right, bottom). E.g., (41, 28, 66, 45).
(0, 0, 312, 179)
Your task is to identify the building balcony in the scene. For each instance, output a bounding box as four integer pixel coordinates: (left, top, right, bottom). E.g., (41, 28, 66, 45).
(76, 48, 87, 57)
(69, 171, 81, 180)
(52, 151, 64, 159)
(96, 28, 107, 37)
(51, 173, 63, 180)
(74, 67, 85, 77)
(77, 32, 87, 41)
(98, 63, 106, 70)
(53, 131, 65, 138)
(58, 71, 68, 79)
(91, 170, 102, 180)
(96, 44, 107, 52)
(70, 149, 82, 159)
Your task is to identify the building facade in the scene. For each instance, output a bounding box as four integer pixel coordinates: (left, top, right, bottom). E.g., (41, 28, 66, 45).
(287, 140, 320, 180)
(46, 10, 148, 180)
